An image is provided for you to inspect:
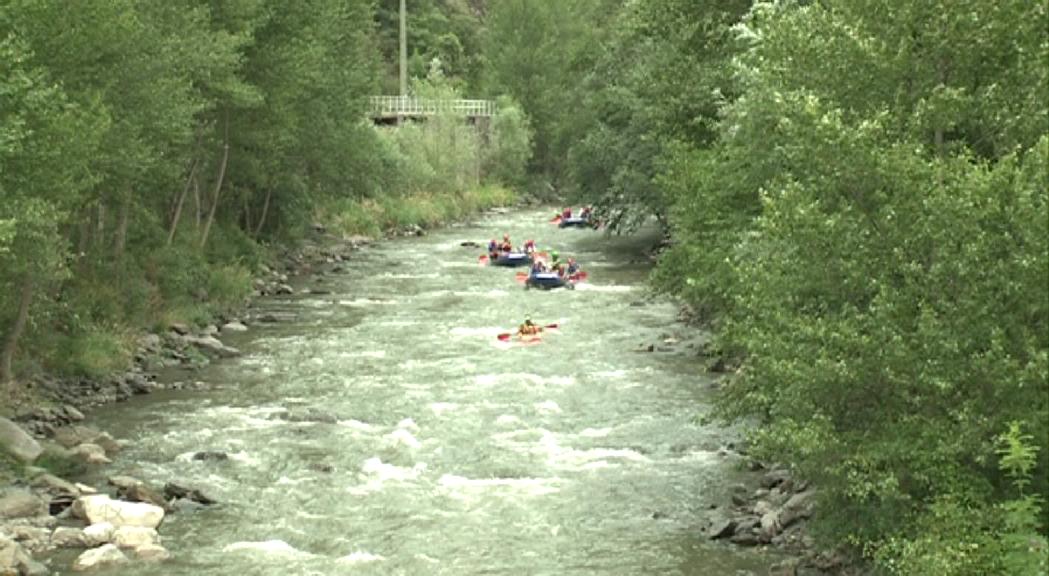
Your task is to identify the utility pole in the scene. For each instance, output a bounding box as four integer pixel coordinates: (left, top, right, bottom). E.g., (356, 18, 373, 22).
(399, 0, 407, 97)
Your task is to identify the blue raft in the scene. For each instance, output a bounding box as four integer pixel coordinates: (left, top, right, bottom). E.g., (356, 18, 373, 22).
(558, 217, 592, 229)
(526, 272, 574, 290)
(491, 252, 532, 267)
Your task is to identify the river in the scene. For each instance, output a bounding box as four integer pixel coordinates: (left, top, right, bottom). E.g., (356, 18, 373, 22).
(75, 208, 780, 575)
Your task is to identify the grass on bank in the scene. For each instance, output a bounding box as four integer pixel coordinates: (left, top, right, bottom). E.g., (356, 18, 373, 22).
(327, 185, 516, 238)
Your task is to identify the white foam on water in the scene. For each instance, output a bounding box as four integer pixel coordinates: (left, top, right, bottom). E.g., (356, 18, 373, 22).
(494, 414, 521, 426)
(534, 400, 562, 414)
(339, 298, 396, 307)
(591, 369, 628, 380)
(449, 326, 505, 337)
(415, 553, 440, 564)
(223, 540, 313, 557)
(437, 474, 561, 497)
(475, 373, 573, 387)
(396, 418, 420, 433)
(572, 283, 635, 293)
(337, 551, 386, 564)
(337, 419, 380, 433)
(438, 261, 477, 269)
(348, 458, 428, 496)
(384, 428, 421, 450)
(379, 272, 440, 279)
(338, 350, 386, 359)
(579, 427, 614, 438)
(430, 402, 458, 416)
(451, 289, 510, 299)
(508, 430, 651, 471)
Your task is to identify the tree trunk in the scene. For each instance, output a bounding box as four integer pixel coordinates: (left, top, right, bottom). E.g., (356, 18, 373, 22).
(167, 158, 199, 246)
(200, 111, 230, 250)
(96, 201, 106, 248)
(113, 194, 129, 264)
(193, 172, 202, 230)
(1, 274, 34, 385)
(254, 188, 272, 237)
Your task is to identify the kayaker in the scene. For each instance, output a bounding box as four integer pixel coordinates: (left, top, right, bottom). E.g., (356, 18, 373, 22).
(518, 318, 540, 336)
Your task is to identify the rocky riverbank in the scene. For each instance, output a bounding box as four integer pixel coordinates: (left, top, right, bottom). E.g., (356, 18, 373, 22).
(0, 226, 384, 575)
(632, 320, 866, 576)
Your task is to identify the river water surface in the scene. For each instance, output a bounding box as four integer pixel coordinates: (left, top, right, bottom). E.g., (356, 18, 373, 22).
(78, 208, 779, 575)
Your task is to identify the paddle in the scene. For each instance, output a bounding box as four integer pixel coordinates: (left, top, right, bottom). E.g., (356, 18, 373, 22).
(496, 323, 560, 341)
(550, 215, 562, 223)
(478, 254, 490, 265)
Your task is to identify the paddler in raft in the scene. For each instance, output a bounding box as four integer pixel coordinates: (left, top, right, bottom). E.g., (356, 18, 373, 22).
(487, 238, 499, 261)
(500, 234, 513, 253)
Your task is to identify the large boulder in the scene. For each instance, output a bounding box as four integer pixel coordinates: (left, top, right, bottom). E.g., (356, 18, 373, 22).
(72, 544, 128, 572)
(108, 478, 166, 510)
(70, 444, 110, 465)
(52, 426, 120, 456)
(182, 335, 240, 358)
(0, 418, 42, 463)
(0, 536, 33, 576)
(4, 525, 51, 554)
(29, 474, 79, 498)
(51, 527, 88, 549)
(134, 544, 170, 562)
(112, 526, 158, 550)
(71, 495, 164, 529)
(81, 523, 114, 547)
(778, 490, 816, 529)
(0, 491, 46, 520)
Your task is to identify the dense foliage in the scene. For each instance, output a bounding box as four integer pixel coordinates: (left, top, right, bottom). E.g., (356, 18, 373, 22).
(0, 0, 527, 387)
(3, 0, 1045, 572)
(487, 0, 1048, 572)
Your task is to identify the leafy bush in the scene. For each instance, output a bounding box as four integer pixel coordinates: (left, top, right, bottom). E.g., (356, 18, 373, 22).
(51, 329, 132, 378)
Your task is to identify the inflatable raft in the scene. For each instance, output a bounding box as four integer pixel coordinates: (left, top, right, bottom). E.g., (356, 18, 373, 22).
(558, 217, 592, 229)
(490, 252, 533, 267)
(525, 272, 574, 290)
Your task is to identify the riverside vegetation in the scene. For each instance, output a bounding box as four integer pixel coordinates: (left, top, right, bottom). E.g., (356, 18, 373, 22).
(1, 1, 1047, 575)
(485, 1, 1047, 574)
(0, 0, 530, 394)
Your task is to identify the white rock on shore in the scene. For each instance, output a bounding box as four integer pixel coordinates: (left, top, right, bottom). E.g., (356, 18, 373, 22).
(72, 543, 128, 572)
(72, 495, 164, 529)
(82, 522, 115, 547)
(134, 544, 171, 562)
(112, 526, 159, 549)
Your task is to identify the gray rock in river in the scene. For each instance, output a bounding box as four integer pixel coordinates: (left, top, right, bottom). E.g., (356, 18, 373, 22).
(0, 490, 47, 520)
(0, 418, 42, 463)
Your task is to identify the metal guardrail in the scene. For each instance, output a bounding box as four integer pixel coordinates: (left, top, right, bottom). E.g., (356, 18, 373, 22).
(369, 96, 496, 118)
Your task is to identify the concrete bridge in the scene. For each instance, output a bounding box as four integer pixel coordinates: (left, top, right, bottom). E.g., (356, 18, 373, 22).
(369, 96, 496, 125)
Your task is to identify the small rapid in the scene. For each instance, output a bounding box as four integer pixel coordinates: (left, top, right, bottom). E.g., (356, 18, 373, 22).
(77, 208, 780, 575)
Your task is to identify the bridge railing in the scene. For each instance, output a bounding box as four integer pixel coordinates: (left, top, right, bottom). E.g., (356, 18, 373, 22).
(369, 96, 496, 118)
